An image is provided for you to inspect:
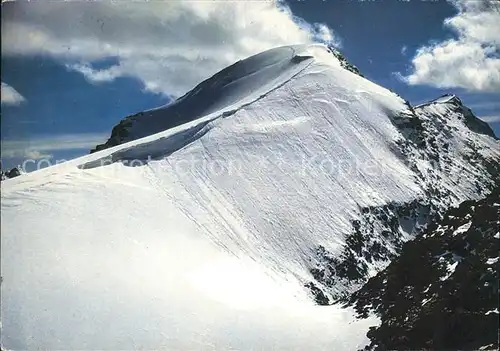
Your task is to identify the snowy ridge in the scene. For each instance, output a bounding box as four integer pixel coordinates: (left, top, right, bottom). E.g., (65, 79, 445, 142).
(413, 93, 459, 109)
(91, 45, 328, 152)
(1, 44, 499, 349)
(82, 46, 320, 168)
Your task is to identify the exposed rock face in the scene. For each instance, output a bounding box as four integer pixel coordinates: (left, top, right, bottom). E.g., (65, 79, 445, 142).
(346, 188, 500, 351)
(1, 166, 22, 181)
(307, 199, 432, 302)
(327, 46, 364, 77)
(90, 118, 134, 153)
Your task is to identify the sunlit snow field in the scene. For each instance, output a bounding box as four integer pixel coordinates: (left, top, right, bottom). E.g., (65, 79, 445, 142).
(4, 44, 496, 349)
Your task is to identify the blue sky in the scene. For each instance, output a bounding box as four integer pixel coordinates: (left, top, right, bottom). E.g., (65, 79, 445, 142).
(1, 0, 499, 171)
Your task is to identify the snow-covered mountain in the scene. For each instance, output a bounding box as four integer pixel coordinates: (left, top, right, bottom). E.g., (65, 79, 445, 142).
(1, 44, 498, 350)
(90, 46, 364, 154)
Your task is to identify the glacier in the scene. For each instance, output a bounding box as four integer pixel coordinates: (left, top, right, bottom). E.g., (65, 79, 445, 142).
(1, 44, 499, 349)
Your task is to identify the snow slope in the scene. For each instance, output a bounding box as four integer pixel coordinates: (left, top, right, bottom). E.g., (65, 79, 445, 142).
(348, 188, 500, 350)
(91, 45, 321, 152)
(1, 44, 498, 349)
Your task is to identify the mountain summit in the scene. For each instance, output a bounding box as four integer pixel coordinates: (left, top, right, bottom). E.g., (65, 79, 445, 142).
(90, 45, 355, 153)
(1, 44, 498, 350)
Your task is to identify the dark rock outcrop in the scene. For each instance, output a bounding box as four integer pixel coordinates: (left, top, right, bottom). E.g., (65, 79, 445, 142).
(346, 188, 500, 351)
(1, 166, 22, 181)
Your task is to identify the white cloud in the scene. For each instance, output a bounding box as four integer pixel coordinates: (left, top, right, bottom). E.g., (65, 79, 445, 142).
(466, 100, 500, 111)
(1, 82, 26, 106)
(23, 150, 53, 160)
(314, 23, 341, 46)
(1, 1, 340, 97)
(65, 63, 123, 84)
(478, 115, 500, 123)
(402, 0, 500, 92)
(1, 133, 107, 159)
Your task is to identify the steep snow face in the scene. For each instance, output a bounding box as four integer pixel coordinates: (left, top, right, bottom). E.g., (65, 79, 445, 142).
(1, 167, 376, 350)
(406, 94, 499, 204)
(310, 93, 500, 299)
(414, 94, 496, 139)
(1, 44, 499, 349)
